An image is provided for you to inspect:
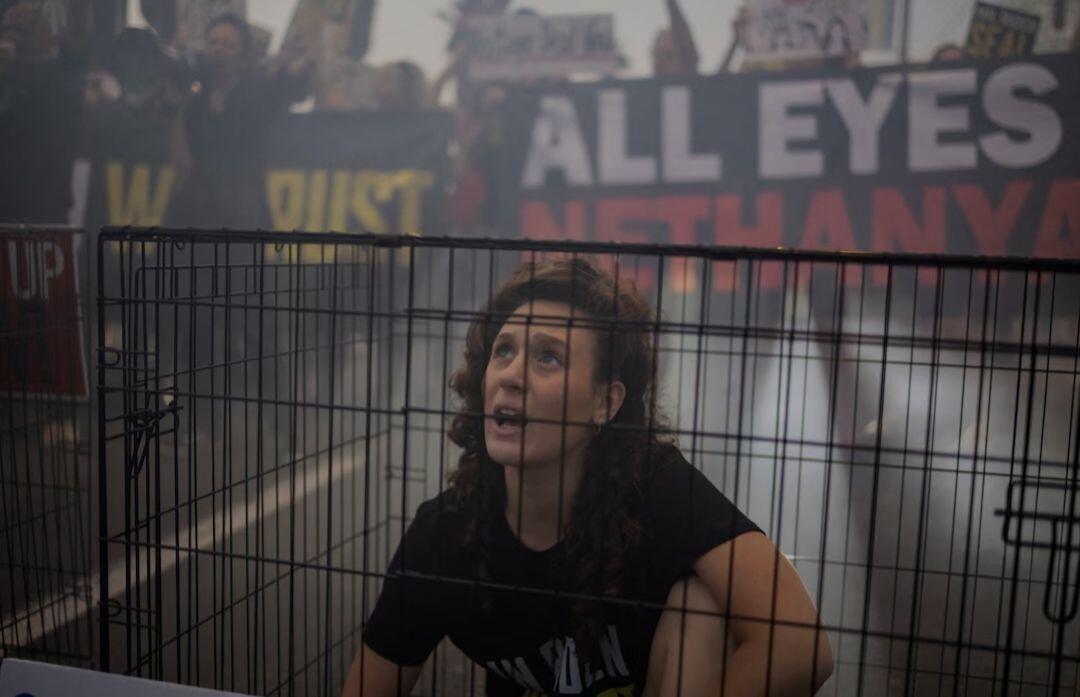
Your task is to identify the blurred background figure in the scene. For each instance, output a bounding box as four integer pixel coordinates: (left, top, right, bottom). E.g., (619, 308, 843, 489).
(0, 0, 89, 223)
(447, 82, 505, 232)
(374, 59, 430, 111)
(431, 0, 513, 109)
(313, 54, 377, 110)
(652, 0, 699, 75)
(169, 12, 311, 229)
(84, 26, 187, 116)
(931, 41, 964, 62)
(139, 0, 250, 66)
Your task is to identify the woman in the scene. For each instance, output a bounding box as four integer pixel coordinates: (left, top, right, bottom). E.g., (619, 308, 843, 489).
(344, 258, 833, 697)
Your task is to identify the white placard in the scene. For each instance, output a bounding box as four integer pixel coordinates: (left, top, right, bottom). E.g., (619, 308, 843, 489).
(0, 658, 252, 697)
(744, 0, 869, 61)
(464, 14, 618, 82)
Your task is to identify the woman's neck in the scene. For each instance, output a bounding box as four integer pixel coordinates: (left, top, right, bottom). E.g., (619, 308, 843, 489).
(503, 448, 586, 551)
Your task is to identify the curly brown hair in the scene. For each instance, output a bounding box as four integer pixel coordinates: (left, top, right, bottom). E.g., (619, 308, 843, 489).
(446, 256, 672, 654)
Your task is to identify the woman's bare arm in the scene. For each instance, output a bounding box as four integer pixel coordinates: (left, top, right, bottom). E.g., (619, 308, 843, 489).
(695, 532, 834, 696)
(341, 643, 424, 697)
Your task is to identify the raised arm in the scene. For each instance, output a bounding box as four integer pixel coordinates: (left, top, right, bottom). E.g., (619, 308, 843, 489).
(694, 532, 834, 696)
(342, 643, 424, 697)
(665, 0, 699, 74)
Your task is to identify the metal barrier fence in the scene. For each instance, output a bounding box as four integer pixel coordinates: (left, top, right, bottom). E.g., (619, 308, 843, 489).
(1, 226, 94, 666)
(97, 228, 1080, 696)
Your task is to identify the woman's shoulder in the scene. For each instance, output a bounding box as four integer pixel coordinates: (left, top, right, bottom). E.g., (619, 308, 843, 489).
(393, 489, 472, 571)
(394, 489, 467, 549)
(409, 488, 469, 534)
(642, 442, 705, 488)
(639, 443, 760, 540)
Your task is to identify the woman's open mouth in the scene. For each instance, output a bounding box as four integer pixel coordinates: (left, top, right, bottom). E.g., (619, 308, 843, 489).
(491, 406, 524, 434)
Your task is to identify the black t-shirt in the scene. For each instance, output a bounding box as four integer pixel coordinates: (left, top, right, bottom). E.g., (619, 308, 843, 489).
(363, 445, 761, 697)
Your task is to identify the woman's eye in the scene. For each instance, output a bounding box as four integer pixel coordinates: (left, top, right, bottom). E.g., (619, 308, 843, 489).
(537, 351, 561, 367)
(493, 343, 513, 359)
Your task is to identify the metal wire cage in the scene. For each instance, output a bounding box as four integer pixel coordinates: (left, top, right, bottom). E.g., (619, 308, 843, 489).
(1, 226, 94, 666)
(97, 227, 1080, 697)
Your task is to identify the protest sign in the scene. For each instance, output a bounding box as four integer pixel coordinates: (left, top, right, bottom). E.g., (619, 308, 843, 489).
(281, 0, 375, 62)
(462, 13, 618, 82)
(743, 0, 869, 62)
(281, 0, 377, 107)
(0, 230, 86, 397)
(865, 0, 898, 52)
(495, 54, 1080, 294)
(965, 2, 1040, 60)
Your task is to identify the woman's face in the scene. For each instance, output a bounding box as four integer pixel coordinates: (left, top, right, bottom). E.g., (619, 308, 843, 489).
(482, 301, 620, 469)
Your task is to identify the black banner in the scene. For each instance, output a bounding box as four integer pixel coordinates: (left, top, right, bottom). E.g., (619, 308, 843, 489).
(78, 109, 452, 247)
(496, 54, 1080, 290)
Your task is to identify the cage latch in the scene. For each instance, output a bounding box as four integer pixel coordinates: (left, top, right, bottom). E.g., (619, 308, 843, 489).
(996, 479, 1080, 625)
(124, 398, 180, 479)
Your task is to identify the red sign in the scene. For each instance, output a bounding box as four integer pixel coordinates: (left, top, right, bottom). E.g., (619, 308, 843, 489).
(0, 231, 87, 397)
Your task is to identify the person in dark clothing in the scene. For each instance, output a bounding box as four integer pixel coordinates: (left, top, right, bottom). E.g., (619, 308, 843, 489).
(170, 12, 309, 229)
(0, 0, 89, 223)
(85, 27, 188, 116)
(931, 42, 964, 63)
(344, 258, 835, 697)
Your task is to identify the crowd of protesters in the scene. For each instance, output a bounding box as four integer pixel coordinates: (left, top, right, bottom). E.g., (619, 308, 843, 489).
(2, 0, 1079, 230)
(0, 0, 433, 227)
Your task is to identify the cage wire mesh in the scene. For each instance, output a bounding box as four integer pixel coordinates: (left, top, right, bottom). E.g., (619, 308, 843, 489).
(1, 227, 95, 666)
(97, 228, 1080, 697)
